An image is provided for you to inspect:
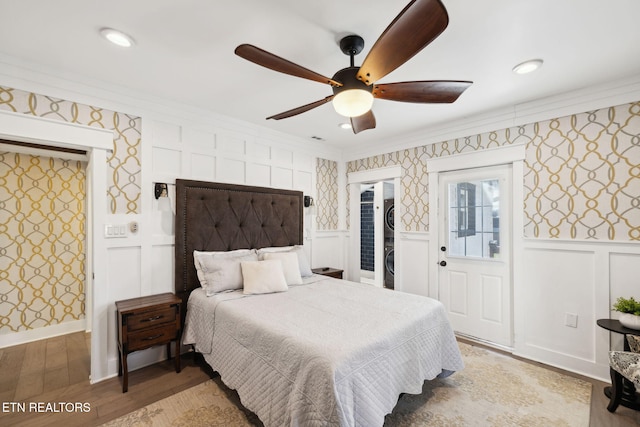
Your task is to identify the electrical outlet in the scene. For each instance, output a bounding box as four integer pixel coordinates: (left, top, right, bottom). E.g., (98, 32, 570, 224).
(565, 312, 578, 328)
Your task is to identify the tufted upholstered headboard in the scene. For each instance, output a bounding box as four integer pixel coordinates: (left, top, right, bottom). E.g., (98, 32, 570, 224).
(174, 179, 303, 317)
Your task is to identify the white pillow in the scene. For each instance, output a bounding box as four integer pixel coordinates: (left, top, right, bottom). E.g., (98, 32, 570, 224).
(194, 249, 258, 295)
(257, 245, 313, 277)
(241, 259, 288, 295)
(262, 252, 303, 285)
(256, 246, 293, 257)
(290, 246, 313, 277)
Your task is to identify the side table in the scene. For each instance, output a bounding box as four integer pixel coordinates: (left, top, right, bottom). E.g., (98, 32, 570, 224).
(597, 318, 640, 410)
(312, 267, 344, 279)
(116, 293, 182, 392)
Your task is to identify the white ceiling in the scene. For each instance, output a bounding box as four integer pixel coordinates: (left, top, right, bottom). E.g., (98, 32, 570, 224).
(1, 0, 639, 150)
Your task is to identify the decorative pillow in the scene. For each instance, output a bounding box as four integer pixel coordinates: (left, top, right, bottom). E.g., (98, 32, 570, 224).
(241, 259, 288, 295)
(256, 246, 293, 256)
(290, 246, 313, 277)
(257, 245, 313, 277)
(263, 252, 303, 285)
(194, 249, 258, 295)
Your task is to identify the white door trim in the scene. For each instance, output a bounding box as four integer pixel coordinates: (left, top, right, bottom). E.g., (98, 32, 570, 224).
(348, 165, 401, 287)
(427, 145, 525, 300)
(0, 110, 112, 383)
(428, 145, 525, 173)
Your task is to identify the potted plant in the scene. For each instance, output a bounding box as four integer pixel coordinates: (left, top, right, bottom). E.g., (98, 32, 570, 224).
(613, 296, 640, 330)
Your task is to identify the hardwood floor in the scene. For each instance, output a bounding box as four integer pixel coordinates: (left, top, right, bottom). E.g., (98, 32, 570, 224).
(0, 332, 211, 426)
(1, 332, 638, 426)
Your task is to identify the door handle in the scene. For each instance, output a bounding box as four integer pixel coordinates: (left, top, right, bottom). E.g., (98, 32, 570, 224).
(438, 260, 447, 267)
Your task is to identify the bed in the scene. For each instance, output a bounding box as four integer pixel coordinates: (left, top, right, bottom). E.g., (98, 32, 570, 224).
(175, 179, 463, 426)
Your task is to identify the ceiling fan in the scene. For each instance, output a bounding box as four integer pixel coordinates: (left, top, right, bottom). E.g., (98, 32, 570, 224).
(235, 0, 472, 134)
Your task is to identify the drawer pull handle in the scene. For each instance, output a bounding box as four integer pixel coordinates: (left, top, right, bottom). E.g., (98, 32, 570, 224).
(142, 315, 163, 322)
(143, 334, 162, 341)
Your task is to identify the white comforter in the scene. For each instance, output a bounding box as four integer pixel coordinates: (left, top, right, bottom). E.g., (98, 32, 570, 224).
(182, 276, 463, 427)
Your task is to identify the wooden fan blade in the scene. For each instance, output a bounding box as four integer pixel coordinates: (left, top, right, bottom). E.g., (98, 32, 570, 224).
(351, 110, 376, 134)
(373, 81, 472, 103)
(357, 0, 449, 85)
(235, 44, 342, 87)
(267, 96, 334, 120)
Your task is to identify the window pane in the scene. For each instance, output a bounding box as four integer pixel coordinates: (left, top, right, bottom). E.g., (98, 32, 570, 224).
(448, 178, 500, 258)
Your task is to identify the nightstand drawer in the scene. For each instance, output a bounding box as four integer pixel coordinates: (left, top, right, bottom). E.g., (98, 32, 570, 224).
(128, 324, 179, 351)
(127, 306, 178, 331)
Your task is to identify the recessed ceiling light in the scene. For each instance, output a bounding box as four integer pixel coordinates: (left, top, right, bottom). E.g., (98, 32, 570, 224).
(100, 28, 135, 48)
(339, 123, 352, 130)
(512, 59, 543, 75)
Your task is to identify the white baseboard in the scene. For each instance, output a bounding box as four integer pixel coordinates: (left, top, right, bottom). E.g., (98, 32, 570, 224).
(0, 319, 87, 348)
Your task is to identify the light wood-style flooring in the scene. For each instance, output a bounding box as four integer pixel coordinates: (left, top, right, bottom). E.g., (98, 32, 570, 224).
(0, 332, 638, 426)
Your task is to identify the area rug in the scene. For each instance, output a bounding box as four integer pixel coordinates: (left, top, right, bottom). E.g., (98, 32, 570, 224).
(101, 342, 591, 426)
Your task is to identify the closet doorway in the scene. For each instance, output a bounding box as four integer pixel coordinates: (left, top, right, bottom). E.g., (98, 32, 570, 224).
(0, 110, 111, 382)
(0, 141, 88, 341)
(359, 181, 394, 289)
(348, 165, 401, 289)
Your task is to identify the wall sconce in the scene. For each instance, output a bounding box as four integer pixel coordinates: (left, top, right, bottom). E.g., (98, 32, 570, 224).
(154, 182, 172, 215)
(154, 182, 168, 199)
(154, 182, 173, 234)
(304, 196, 314, 208)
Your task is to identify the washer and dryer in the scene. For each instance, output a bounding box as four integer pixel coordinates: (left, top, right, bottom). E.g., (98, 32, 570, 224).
(383, 198, 394, 290)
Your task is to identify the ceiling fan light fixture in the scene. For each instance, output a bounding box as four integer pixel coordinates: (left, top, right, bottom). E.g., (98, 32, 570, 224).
(331, 66, 374, 118)
(512, 59, 543, 74)
(332, 89, 374, 117)
(100, 27, 135, 48)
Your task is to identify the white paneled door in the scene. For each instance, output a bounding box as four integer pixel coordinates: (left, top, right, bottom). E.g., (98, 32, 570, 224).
(437, 165, 512, 347)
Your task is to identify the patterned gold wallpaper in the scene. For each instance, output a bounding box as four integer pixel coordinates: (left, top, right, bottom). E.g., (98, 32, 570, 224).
(0, 85, 141, 335)
(315, 158, 339, 230)
(342, 100, 640, 241)
(0, 152, 86, 333)
(525, 104, 640, 240)
(0, 86, 142, 214)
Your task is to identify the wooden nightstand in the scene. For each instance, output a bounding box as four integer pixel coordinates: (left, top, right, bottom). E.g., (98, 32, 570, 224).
(312, 267, 344, 279)
(115, 293, 182, 392)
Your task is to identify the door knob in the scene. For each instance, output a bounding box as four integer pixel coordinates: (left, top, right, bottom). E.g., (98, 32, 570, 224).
(440, 246, 446, 252)
(438, 260, 447, 267)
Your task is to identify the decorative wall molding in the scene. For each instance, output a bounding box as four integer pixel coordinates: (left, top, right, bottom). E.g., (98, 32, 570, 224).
(344, 75, 640, 161)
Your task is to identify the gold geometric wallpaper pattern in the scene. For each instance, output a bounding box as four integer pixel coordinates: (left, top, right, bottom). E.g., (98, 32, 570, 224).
(525, 103, 640, 240)
(0, 152, 86, 333)
(0, 86, 142, 214)
(0, 85, 141, 335)
(315, 158, 339, 230)
(343, 100, 640, 241)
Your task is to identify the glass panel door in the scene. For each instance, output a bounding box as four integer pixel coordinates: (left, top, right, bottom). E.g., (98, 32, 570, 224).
(448, 178, 500, 259)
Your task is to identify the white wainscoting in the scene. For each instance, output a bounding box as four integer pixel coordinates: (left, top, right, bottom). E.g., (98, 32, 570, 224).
(312, 231, 348, 273)
(98, 119, 325, 379)
(390, 232, 638, 382)
(398, 232, 431, 297)
(513, 239, 640, 381)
